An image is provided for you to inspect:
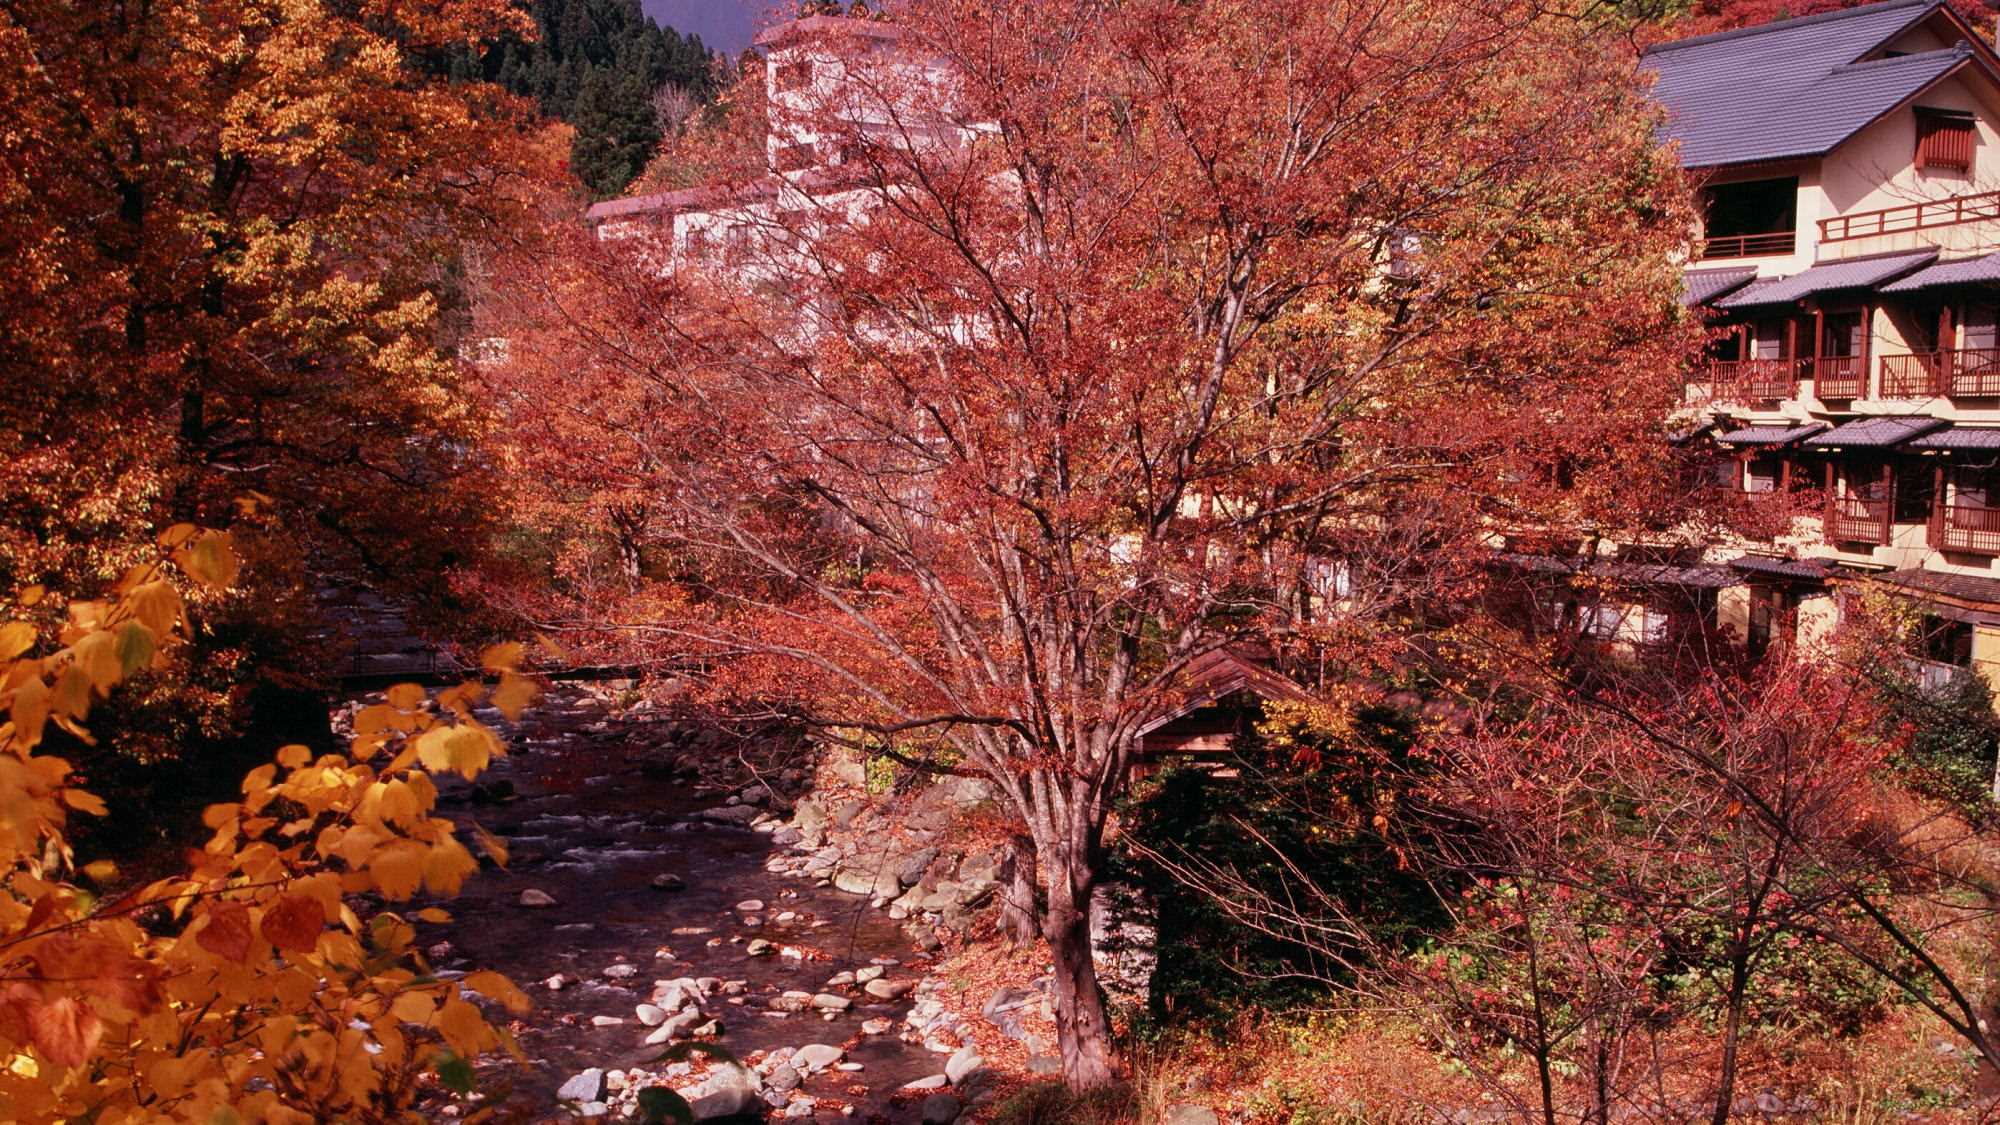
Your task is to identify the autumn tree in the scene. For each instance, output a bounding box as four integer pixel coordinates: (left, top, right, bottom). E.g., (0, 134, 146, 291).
(491, 0, 1695, 1086)
(0, 0, 566, 750)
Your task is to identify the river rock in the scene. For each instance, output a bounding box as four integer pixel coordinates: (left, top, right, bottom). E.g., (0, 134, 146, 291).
(651, 872, 686, 892)
(855, 965, 885, 984)
(698, 805, 760, 826)
(1162, 1106, 1221, 1125)
(746, 939, 775, 956)
(602, 963, 638, 980)
(792, 1043, 844, 1072)
(688, 1065, 761, 1120)
(811, 993, 851, 1012)
(833, 867, 902, 899)
(635, 1003, 668, 1027)
(944, 1044, 983, 1085)
(920, 1092, 962, 1124)
(589, 1015, 625, 1027)
(518, 888, 557, 908)
(902, 1074, 949, 1092)
(792, 798, 829, 848)
(557, 1068, 606, 1102)
(865, 978, 914, 1000)
(735, 899, 765, 913)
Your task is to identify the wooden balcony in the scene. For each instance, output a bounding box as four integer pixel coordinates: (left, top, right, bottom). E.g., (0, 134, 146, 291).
(1701, 358, 1804, 403)
(1694, 231, 1796, 261)
(1937, 502, 2000, 555)
(1828, 494, 1891, 545)
(1878, 348, 2000, 399)
(1811, 354, 1866, 399)
(1820, 189, 2000, 243)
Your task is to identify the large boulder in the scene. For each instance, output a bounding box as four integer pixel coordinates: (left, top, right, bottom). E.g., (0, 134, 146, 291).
(1163, 1106, 1221, 1125)
(920, 1092, 962, 1124)
(557, 1069, 606, 1103)
(687, 1065, 762, 1120)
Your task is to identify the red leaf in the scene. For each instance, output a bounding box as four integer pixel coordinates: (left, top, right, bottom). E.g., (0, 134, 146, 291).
(260, 894, 325, 955)
(26, 996, 101, 1068)
(195, 901, 254, 962)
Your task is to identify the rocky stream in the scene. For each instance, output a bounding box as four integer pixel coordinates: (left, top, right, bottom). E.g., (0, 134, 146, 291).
(344, 682, 1073, 1124)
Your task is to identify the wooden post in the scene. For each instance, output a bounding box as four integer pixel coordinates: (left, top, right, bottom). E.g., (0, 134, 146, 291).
(1931, 462, 1947, 548)
(1881, 462, 1894, 542)
(1861, 303, 1874, 397)
(1940, 303, 1957, 394)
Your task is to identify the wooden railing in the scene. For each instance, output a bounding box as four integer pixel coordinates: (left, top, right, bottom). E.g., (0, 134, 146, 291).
(1812, 354, 1866, 399)
(1828, 494, 1891, 545)
(1694, 231, 1796, 260)
(1878, 348, 2000, 398)
(1819, 189, 2000, 242)
(1701, 358, 1804, 402)
(1938, 502, 2000, 555)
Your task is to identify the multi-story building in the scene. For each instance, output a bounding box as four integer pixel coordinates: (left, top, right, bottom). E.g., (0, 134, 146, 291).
(1663, 0, 2000, 687)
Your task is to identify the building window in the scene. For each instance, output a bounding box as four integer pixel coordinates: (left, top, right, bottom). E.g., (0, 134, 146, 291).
(1744, 456, 1782, 494)
(1698, 176, 1797, 258)
(1915, 108, 1975, 173)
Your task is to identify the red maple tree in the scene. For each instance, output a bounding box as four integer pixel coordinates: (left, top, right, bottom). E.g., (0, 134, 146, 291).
(490, 0, 1697, 1085)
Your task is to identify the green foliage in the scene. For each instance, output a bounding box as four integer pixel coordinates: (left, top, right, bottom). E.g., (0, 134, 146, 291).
(444, 0, 719, 196)
(986, 1079, 1136, 1125)
(1658, 914, 1897, 1038)
(1124, 704, 1448, 1020)
(1878, 667, 2000, 823)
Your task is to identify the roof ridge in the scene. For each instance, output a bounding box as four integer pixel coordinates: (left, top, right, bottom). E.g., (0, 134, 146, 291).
(1644, 0, 1936, 56)
(1830, 41, 1973, 71)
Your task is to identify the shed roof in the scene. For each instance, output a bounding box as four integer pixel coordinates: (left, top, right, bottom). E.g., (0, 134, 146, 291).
(1729, 554, 1833, 580)
(1906, 424, 2000, 450)
(1683, 266, 1760, 307)
(1715, 423, 1827, 446)
(1878, 251, 2000, 291)
(1714, 249, 1936, 307)
(1644, 0, 1990, 169)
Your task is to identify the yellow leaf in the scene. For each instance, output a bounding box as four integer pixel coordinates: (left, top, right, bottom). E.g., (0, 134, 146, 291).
(463, 970, 531, 1015)
(385, 683, 425, 710)
(415, 907, 452, 923)
(0, 621, 34, 661)
(82, 860, 116, 882)
(71, 630, 122, 694)
(415, 725, 495, 779)
(10, 675, 50, 751)
(435, 997, 491, 1055)
(125, 581, 181, 637)
(479, 642, 524, 672)
(113, 621, 155, 675)
(157, 523, 199, 549)
(61, 790, 107, 816)
(18, 585, 44, 607)
(493, 672, 539, 721)
(422, 838, 477, 896)
(368, 840, 426, 900)
(472, 824, 508, 869)
(179, 532, 238, 589)
(276, 744, 311, 769)
(389, 990, 437, 1025)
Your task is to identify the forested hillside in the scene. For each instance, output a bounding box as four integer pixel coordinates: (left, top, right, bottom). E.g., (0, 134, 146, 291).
(444, 0, 721, 197)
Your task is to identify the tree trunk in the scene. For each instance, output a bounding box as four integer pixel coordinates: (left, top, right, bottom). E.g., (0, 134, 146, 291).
(999, 833, 1039, 946)
(1710, 948, 1753, 1125)
(1043, 886, 1117, 1088)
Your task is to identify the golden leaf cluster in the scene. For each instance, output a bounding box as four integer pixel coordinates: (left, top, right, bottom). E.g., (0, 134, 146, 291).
(0, 529, 533, 1122)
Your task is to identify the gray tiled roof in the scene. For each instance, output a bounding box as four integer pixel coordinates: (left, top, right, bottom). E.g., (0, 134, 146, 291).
(1869, 566, 2000, 607)
(1645, 0, 1973, 168)
(1801, 415, 1949, 446)
(1729, 554, 1833, 580)
(1906, 424, 2000, 449)
(1716, 423, 1827, 445)
(1714, 249, 1937, 308)
(1683, 266, 1760, 307)
(1878, 251, 2000, 292)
